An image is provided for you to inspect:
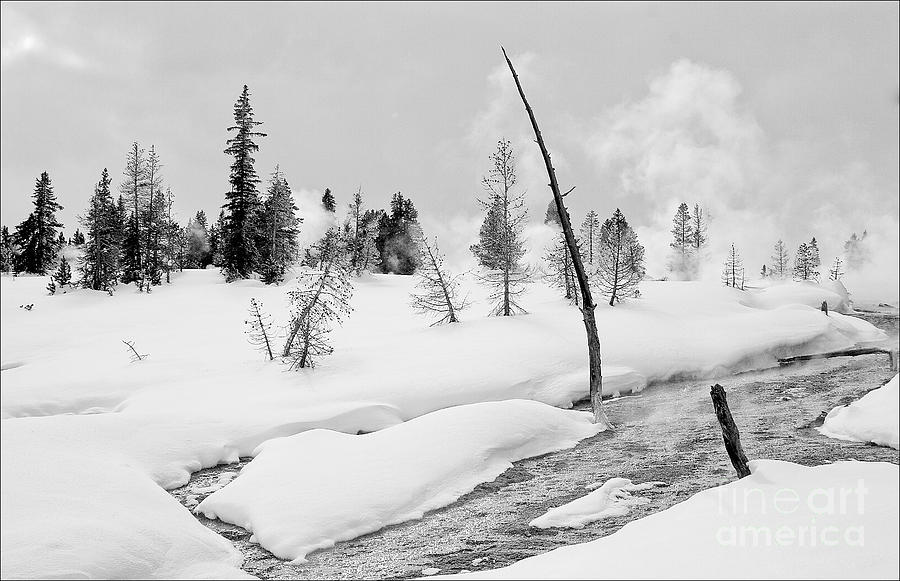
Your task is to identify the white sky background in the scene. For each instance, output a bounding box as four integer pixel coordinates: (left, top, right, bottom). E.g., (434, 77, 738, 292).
(1, 2, 898, 298)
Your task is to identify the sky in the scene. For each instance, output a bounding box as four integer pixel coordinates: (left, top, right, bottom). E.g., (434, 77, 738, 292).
(1, 2, 898, 298)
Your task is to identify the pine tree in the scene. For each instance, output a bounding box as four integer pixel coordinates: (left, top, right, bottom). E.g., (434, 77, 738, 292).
(760, 264, 768, 279)
(208, 210, 226, 268)
(594, 208, 645, 305)
(722, 243, 745, 289)
(222, 84, 267, 280)
(52, 255, 72, 287)
(670, 202, 693, 255)
(321, 188, 336, 213)
(770, 239, 789, 279)
(72, 229, 85, 245)
(282, 245, 353, 369)
(140, 146, 166, 286)
(843, 231, 869, 269)
(410, 232, 469, 325)
(807, 237, 821, 281)
(257, 166, 301, 284)
(57, 231, 67, 247)
(691, 203, 707, 250)
(580, 210, 600, 264)
(793, 242, 812, 281)
(375, 192, 421, 275)
(471, 139, 531, 315)
(0, 226, 14, 273)
(119, 143, 149, 284)
(78, 168, 122, 291)
(344, 188, 379, 276)
(829, 256, 844, 281)
(543, 232, 579, 305)
(183, 213, 210, 269)
(14, 171, 64, 274)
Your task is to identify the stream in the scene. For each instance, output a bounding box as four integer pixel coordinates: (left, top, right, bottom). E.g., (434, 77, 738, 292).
(171, 311, 900, 579)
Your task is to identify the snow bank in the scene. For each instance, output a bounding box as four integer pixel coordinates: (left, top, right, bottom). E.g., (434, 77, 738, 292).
(197, 400, 603, 562)
(748, 279, 853, 314)
(443, 460, 899, 579)
(529, 479, 664, 529)
(0, 272, 888, 577)
(819, 375, 899, 449)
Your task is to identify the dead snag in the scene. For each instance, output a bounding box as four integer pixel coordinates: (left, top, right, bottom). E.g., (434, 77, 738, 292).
(710, 384, 751, 478)
(821, 300, 828, 315)
(502, 47, 610, 429)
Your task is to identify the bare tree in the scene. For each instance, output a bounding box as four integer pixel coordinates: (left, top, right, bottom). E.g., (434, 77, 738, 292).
(543, 232, 579, 305)
(829, 256, 844, 281)
(503, 48, 610, 428)
(245, 298, 275, 360)
(282, 247, 352, 369)
(410, 232, 469, 325)
(722, 243, 745, 289)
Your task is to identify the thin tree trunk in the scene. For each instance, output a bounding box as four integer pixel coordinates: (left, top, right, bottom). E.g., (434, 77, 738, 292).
(503, 48, 610, 428)
(710, 384, 751, 478)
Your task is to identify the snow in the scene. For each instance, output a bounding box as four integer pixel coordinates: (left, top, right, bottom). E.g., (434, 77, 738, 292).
(442, 460, 900, 579)
(0, 271, 888, 577)
(197, 400, 603, 562)
(819, 375, 899, 450)
(749, 279, 854, 314)
(529, 479, 665, 529)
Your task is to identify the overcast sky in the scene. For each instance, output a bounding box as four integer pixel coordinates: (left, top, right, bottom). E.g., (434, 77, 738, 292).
(2, 2, 898, 295)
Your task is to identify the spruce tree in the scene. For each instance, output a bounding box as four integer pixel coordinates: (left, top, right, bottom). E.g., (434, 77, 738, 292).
(721, 243, 745, 289)
(691, 203, 707, 250)
(14, 171, 64, 274)
(53, 255, 72, 287)
(321, 188, 336, 213)
(471, 140, 531, 315)
(0, 226, 14, 273)
(344, 188, 379, 276)
(667, 202, 697, 279)
(793, 242, 813, 281)
(829, 257, 844, 281)
(770, 239, 789, 279)
(375, 192, 421, 275)
(119, 143, 149, 284)
(257, 166, 301, 284)
(807, 237, 821, 281)
(78, 168, 122, 291)
(72, 229, 85, 245)
(222, 84, 267, 280)
(580, 210, 600, 265)
(594, 208, 645, 305)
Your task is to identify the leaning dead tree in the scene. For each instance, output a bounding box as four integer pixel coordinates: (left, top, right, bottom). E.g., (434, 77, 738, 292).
(122, 339, 148, 362)
(710, 384, 751, 478)
(411, 232, 470, 325)
(502, 47, 610, 428)
(245, 297, 275, 360)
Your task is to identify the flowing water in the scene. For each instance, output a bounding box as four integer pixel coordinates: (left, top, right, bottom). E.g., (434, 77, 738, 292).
(172, 311, 899, 579)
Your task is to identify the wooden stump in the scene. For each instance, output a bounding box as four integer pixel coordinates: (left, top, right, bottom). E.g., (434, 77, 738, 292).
(710, 384, 751, 479)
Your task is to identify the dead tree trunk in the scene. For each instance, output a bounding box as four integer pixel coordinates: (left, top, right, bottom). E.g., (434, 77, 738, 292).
(502, 47, 609, 428)
(710, 384, 751, 478)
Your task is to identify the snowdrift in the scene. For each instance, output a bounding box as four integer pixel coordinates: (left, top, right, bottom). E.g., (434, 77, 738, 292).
(197, 400, 603, 562)
(442, 460, 899, 579)
(819, 375, 899, 450)
(0, 272, 888, 578)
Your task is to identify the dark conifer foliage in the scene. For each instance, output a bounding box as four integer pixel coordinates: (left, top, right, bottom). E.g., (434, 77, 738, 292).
(375, 192, 421, 275)
(594, 208, 645, 305)
(321, 188, 336, 213)
(222, 84, 267, 280)
(14, 171, 64, 274)
(344, 188, 379, 276)
(257, 167, 301, 284)
(79, 168, 122, 291)
(0, 226, 15, 273)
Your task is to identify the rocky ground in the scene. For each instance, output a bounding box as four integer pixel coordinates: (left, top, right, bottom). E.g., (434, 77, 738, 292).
(171, 311, 899, 579)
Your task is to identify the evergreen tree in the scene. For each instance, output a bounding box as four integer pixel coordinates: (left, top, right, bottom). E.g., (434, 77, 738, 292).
(208, 210, 226, 268)
(721, 243, 745, 289)
(471, 140, 531, 315)
(257, 166, 301, 284)
(72, 229, 85, 245)
(141, 146, 165, 286)
(829, 256, 844, 281)
(691, 203, 707, 250)
(594, 208, 645, 305)
(843, 231, 869, 269)
(52, 255, 72, 287)
(78, 168, 122, 291)
(410, 231, 469, 325)
(57, 231, 67, 247)
(14, 171, 64, 274)
(321, 188, 336, 213)
(344, 188, 379, 276)
(793, 242, 812, 281)
(282, 243, 353, 369)
(222, 84, 267, 280)
(808, 237, 821, 280)
(119, 142, 149, 284)
(667, 202, 697, 279)
(0, 226, 14, 273)
(580, 210, 600, 265)
(770, 239, 789, 279)
(760, 264, 768, 279)
(375, 192, 421, 275)
(183, 213, 210, 269)
(543, 232, 579, 305)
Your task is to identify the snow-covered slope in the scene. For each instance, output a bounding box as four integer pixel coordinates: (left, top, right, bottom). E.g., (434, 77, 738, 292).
(0, 271, 888, 578)
(197, 400, 603, 562)
(819, 375, 899, 449)
(442, 460, 899, 579)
